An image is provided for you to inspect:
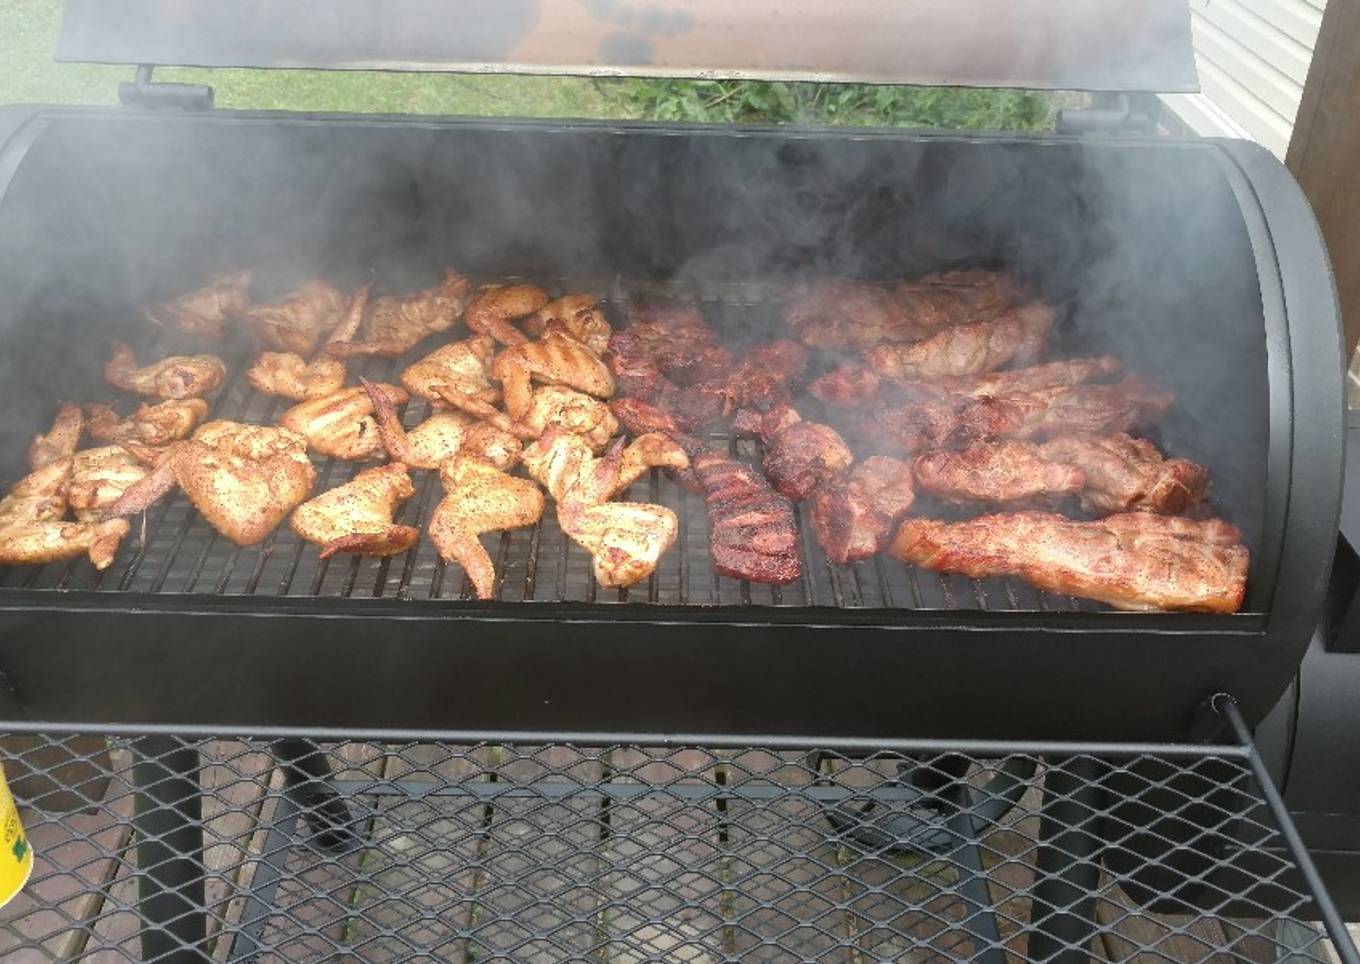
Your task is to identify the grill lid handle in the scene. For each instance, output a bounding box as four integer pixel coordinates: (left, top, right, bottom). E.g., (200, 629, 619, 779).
(57, 0, 1198, 93)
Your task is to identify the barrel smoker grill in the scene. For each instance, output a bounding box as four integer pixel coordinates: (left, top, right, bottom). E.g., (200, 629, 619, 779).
(0, 2, 1356, 961)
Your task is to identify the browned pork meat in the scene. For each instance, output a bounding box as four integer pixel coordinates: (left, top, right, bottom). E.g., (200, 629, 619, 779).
(808, 456, 915, 564)
(889, 511, 1248, 613)
(913, 441, 1086, 506)
(736, 405, 853, 502)
(862, 376, 1174, 454)
(810, 364, 882, 408)
(691, 450, 801, 584)
(721, 341, 809, 413)
(866, 303, 1055, 382)
(783, 270, 1027, 350)
(921, 356, 1123, 400)
(1039, 434, 1210, 515)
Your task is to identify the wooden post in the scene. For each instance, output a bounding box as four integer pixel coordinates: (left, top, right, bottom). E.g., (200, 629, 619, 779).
(1287, 0, 1360, 357)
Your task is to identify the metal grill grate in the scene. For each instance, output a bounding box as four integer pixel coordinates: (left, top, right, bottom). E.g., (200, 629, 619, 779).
(0, 708, 1355, 962)
(0, 279, 1119, 613)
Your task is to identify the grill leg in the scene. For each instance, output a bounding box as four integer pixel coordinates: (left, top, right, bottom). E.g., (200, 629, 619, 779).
(131, 737, 206, 963)
(273, 738, 359, 854)
(1027, 756, 1106, 962)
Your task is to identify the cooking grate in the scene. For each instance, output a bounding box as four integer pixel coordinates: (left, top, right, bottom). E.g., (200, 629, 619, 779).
(0, 703, 1354, 962)
(0, 279, 1114, 613)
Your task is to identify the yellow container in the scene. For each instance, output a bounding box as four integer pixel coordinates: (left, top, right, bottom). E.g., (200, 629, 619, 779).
(0, 763, 33, 908)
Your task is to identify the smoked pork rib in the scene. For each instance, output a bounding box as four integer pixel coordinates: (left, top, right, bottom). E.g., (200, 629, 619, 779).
(913, 441, 1085, 506)
(691, 450, 802, 584)
(783, 270, 1028, 350)
(1039, 434, 1210, 515)
(865, 303, 1055, 382)
(890, 511, 1248, 613)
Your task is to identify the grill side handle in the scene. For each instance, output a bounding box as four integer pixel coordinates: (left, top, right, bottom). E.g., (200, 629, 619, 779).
(1212, 138, 1346, 720)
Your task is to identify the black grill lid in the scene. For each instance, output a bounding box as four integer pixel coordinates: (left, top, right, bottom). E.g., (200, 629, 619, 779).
(58, 0, 1198, 93)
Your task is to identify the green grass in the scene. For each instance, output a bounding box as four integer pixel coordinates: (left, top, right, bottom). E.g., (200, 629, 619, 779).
(0, 0, 1065, 129)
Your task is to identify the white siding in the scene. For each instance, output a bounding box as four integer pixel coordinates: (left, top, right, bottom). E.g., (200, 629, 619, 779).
(1161, 0, 1326, 158)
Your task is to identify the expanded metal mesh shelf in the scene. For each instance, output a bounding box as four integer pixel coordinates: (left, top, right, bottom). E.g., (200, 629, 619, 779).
(0, 278, 1162, 614)
(0, 704, 1355, 962)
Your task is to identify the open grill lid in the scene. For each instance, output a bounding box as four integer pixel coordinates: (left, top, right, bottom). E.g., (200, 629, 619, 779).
(58, 0, 1198, 93)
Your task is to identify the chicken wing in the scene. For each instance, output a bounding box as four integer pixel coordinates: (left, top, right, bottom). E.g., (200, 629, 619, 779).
(105, 421, 317, 547)
(85, 399, 209, 448)
(105, 342, 226, 399)
(559, 500, 679, 589)
(0, 519, 130, 570)
(144, 270, 252, 342)
(328, 270, 473, 358)
(29, 402, 84, 470)
(69, 446, 153, 522)
(279, 383, 408, 461)
(399, 336, 499, 405)
(242, 280, 350, 356)
(491, 332, 615, 420)
(521, 430, 686, 589)
(429, 456, 545, 599)
(245, 284, 371, 401)
(364, 377, 519, 471)
(246, 351, 346, 402)
(0, 458, 128, 569)
(522, 429, 688, 504)
(515, 386, 619, 453)
(464, 283, 550, 346)
(523, 294, 612, 355)
(290, 463, 419, 558)
(0, 459, 73, 526)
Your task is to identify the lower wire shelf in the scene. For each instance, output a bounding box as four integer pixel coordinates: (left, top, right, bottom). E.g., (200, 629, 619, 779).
(0, 700, 1355, 963)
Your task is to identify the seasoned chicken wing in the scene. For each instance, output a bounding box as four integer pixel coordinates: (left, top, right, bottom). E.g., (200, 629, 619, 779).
(522, 429, 685, 589)
(243, 280, 350, 356)
(523, 294, 612, 355)
(0, 518, 130, 570)
(492, 332, 615, 420)
(522, 429, 688, 504)
(105, 421, 316, 547)
(29, 402, 84, 470)
(69, 446, 152, 522)
(279, 383, 408, 461)
(429, 456, 545, 600)
(144, 269, 252, 341)
(364, 377, 520, 471)
(0, 459, 73, 526)
(246, 351, 347, 401)
(291, 463, 419, 558)
(515, 385, 619, 453)
(399, 336, 499, 405)
(85, 399, 209, 448)
(464, 283, 550, 346)
(105, 342, 226, 399)
(328, 270, 472, 358)
(245, 284, 371, 401)
(0, 458, 128, 569)
(560, 500, 679, 589)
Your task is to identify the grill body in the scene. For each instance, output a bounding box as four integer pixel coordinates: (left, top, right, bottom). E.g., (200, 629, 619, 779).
(0, 107, 1342, 739)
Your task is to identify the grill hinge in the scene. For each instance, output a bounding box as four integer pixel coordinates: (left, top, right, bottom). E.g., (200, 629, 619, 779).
(119, 65, 214, 111)
(1055, 93, 1156, 136)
